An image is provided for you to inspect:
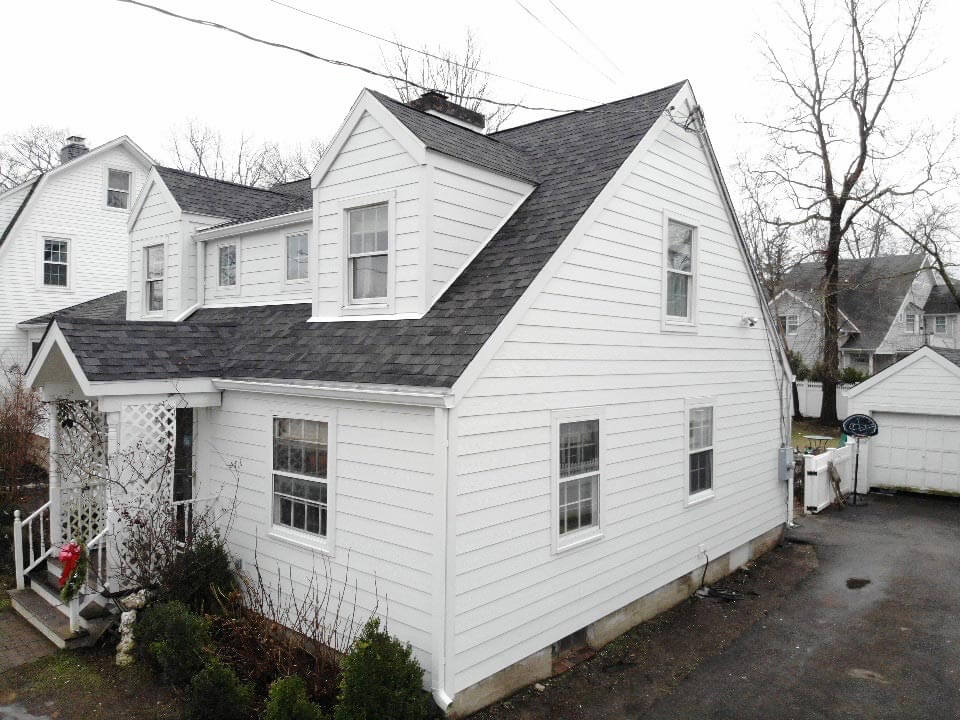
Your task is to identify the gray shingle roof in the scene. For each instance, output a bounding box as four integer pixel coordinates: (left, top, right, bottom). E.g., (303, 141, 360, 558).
(923, 284, 960, 314)
(53, 82, 685, 387)
(782, 255, 926, 351)
(370, 91, 539, 183)
(22, 291, 127, 326)
(930, 346, 960, 368)
(0, 177, 41, 249)
(157, 167, 310, 225)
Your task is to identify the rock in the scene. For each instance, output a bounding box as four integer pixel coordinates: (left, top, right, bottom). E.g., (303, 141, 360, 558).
(534, 683, 546, 692)
(116, 651, 134, 667)
(120, 589, 148, 610)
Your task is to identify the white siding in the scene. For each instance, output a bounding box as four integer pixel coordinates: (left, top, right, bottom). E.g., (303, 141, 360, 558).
(848, 354, 960, 417)
(203, 221, 313, 305)
(0, 145, 149, 369)
(127, 180, 180, 319)
(315, 111, 423, 317)
(0, 183, 32, 236)
(773, 294, 823, 369)
(450, 120, 787, 691)
(428, 159, 531, 299)
(196, 392, 438, 682)
(876, 270, 934, 356)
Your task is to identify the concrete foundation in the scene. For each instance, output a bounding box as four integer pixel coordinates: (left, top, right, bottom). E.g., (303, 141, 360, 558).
(448, 523, 785, 718)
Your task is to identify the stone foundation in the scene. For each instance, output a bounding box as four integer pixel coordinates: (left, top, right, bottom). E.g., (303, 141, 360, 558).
(448, 523, 785, 718)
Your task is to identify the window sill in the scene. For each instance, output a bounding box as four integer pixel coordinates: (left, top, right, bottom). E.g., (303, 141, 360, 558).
(662, 319, 698, 334)
(554, 527, 603, 554)
(340, 303, 391, 316)
(268, 527, 333, 556)
(685, 489, 715, 508)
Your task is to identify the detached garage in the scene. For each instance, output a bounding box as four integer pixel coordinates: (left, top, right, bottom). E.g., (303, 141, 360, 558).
(845, 347, 960, 495)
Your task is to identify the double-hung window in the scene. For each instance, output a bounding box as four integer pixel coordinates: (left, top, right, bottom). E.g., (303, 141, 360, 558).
(286, 232, 309, 281)
(107, 169, 132, 209)
(688, 405, 714, 500)
(272, 418, 328, 538)
(784, 315, 799, 335)
(553, 412, 603, 551)
(904, 313, 918, 334)
(42, 238, 68, 287)
(933, 315, 947, 335)
(665, 218, 696, 325)
(347, 203, 388, 303)
(218, 244, 237, 287)
(145, 244, 164, 313)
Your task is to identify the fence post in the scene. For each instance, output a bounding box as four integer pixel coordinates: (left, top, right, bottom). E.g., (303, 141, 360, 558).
(13, 510, 24, 590)
(69, 595, 80, 634)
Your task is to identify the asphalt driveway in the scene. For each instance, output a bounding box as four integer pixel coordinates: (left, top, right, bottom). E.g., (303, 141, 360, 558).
(642, 492, 960, 720)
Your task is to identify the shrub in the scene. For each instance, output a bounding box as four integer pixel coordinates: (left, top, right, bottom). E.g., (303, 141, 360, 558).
(788, 350, 809, 382)
(840, 366, 870, 384)
(266, 675, 324, 720)
(161, 531, 236, 612)
(134, 601, 211, 685)
(186, 657, 254, 720)
(334, 618, 429, 720)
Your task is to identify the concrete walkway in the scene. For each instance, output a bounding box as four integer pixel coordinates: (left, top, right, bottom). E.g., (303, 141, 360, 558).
(0, 610, 54, 673)
(642, 493, 960, 720)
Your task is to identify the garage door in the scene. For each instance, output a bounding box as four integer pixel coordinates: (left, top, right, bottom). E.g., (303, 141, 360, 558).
(868, 412, 960, 494)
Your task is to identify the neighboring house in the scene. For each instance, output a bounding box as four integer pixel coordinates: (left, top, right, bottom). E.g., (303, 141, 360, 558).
(922, 283, 960, 351)
(773, 254, 932, 375)
(19, 82, 792, 716)
(0, 136, 153, 372)
(845, 346, 960, 495)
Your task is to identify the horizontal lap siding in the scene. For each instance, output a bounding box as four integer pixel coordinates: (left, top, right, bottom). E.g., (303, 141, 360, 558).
(204, 221, 312, 305)
(316, 112, 422, 317)
(849, 356, 960, 415)
(128, 182, 180, 319)
(452, 122, 786, 691)
(0, 147, 147, 366)
(197, 392, 437, 681)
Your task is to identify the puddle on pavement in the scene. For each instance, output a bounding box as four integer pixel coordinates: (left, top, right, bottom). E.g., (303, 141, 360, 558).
(846, 577, 871, 589)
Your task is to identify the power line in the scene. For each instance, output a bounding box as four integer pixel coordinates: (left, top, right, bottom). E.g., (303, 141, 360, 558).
(546, 0, 622, 75)
(113, 0, 579, 114)
(265, 0, 598, 104)
(513, 0, 616, 84)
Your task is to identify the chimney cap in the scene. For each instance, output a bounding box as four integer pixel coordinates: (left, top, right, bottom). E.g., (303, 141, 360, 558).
(408, 90, 485, 131)
(65, 135, 86, 145)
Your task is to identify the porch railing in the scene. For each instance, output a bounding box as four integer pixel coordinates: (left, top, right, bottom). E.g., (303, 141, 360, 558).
(68, 523, 111, 633)
(13, 501, 55, 590)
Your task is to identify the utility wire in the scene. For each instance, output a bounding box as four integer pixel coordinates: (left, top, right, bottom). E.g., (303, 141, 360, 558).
(513, 0, 616, 84)
(546, 0, 622, 75)
(266, 0, 598, 104)
(114, 0, 579, 114)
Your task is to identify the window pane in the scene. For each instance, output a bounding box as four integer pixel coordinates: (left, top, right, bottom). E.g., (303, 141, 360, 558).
(272, 473, 328, 537)
(219, 245, 237, 286)
(272, 418, 327, 478)
(351, 254, 388, 300)
(667, 220, 693, 272)
(560, 419, 600, 478)
(558, 474, 598, 536)
(689, 407, 713, 450)
(667, 272, 689, 318)
(689, 449, 713, 494)
(936, 316, 946, 333)
(146, 245, 164, 279)
(286, 233, 309, 280)
(44, 239, 67, 264)
(43, 262, 67, 287)
(148, 280, 164, 311)
(349, 203, 388, 255)
(108, 169, 131, 192)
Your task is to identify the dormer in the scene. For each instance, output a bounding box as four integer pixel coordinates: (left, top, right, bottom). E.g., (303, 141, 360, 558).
(310, 89, 538, 321)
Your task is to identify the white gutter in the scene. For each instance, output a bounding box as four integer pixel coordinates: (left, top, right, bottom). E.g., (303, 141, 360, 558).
(194, 209, 312, 241)
(213, 378, 455, 408)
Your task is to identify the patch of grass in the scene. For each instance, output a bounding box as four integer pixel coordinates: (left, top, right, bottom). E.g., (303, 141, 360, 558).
(22, 652, 108, 696)
(792, 418, 842, 451)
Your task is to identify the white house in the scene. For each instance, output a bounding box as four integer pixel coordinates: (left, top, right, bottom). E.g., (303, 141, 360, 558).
(18, 82, 793, 716)
(0, 136, 153, 372)
(844, 346, 960, 496)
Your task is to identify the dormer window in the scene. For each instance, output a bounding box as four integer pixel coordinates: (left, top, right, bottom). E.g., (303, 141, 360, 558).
(347, 203, 388, 303)
(218, 244, 237, 287)
(107, 169, 132, 209)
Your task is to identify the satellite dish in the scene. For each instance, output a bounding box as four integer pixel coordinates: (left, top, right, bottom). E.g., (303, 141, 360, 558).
(842, 414, 878, 438)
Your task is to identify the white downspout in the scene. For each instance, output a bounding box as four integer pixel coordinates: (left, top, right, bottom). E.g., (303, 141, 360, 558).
(432, 406, 455, 712)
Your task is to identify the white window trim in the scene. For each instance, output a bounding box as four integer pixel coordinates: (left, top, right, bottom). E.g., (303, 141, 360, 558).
(40, 235, 72, 291)
(284, 231, 311, 285)
(143, 243, 166, 316)
(550, 407, 605, 554)
(684, 398, 716, 507)
(267, 410, 337, 555)
(661, 211, 699, 333)
(904, 312, 919, 334)
(215, 240, 240, 295)
(105, 166, 134, 211)
(337, 191, 396, 315)
(932, 315, 947, 335)
(785, 314, 799, 336)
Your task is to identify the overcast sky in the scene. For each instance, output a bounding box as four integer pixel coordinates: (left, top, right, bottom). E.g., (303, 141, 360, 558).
(3, 0, 959, 186)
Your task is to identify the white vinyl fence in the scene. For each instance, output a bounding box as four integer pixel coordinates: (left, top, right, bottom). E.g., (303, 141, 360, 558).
(801, 441, 863, 513)
(795, 381, 854, 418)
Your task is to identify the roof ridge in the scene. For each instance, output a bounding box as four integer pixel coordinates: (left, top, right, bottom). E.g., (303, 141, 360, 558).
(157, 166, 292, 196)
(490, 80, 687, 136)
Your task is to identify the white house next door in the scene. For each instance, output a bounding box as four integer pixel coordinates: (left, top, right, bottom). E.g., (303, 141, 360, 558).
(867, 412, 960, 494)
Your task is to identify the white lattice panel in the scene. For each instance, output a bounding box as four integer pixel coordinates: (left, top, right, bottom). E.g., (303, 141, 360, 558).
(118, 402, 177, 499)
(55, 403, 109, 541)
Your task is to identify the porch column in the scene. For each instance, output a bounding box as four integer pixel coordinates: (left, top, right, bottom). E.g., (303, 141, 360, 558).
(104, 411, 121, 594)
(48, 404, 62, 547)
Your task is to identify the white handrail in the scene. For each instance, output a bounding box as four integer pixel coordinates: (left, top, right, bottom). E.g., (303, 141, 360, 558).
(13, 501, 54, 590)
(20, 500, 52, 527)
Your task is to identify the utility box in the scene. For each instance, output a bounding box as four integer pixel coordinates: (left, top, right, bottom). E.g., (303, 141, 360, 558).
(779, 446, 794, 485)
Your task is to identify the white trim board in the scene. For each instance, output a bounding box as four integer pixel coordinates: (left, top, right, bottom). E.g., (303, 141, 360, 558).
(844, 345, 960, 398)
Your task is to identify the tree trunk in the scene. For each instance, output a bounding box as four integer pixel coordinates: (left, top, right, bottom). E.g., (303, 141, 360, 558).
(819, 217, 842, 426)
(792, 381, 802, 421)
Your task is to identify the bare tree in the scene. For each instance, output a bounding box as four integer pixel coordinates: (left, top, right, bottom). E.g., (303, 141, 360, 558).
(167, 121, 323, 187)
(0, 126, 67, 191)
(744, 0, 955, 424)
(383, 29, 515, 132)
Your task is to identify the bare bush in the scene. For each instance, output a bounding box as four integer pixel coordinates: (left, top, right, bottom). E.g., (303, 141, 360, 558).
(0, 365, 47, 502)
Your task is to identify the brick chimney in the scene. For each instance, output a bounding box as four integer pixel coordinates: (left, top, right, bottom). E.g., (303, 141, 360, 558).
(59, 136, 89, 164)
(408, 91, 485, 131)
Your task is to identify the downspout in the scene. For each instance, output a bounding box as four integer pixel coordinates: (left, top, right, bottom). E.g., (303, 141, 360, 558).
(432, 406, 455, 711)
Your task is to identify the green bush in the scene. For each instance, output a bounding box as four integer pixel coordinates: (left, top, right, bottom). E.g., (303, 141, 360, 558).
(840, 366, 870, 384)
(161, 531, 236, 612)
(788, 350, 809, 382)
(186, 657, 254, 720)
(266, 675, 324, 720)
(334, 618, 429, 720)
(134, 601, 211, 685)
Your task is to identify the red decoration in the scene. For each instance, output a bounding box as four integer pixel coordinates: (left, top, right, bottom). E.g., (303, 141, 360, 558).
(59, 542, 82, 588)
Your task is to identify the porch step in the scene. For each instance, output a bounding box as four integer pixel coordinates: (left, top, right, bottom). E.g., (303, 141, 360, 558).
(9, 588, 112, 650)
(28, 567, 112, 627)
